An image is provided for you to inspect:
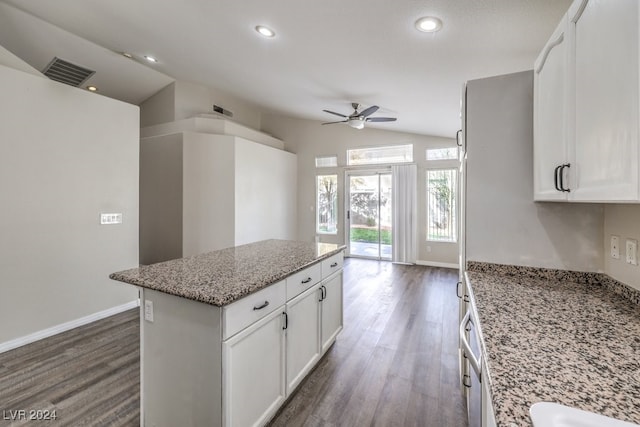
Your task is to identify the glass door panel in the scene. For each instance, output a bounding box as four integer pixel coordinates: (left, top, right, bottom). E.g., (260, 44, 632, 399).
(347, 172, 392, 260)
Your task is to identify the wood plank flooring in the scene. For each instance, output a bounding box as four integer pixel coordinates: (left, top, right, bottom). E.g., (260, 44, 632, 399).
(0, 309, 139, 426)
(0, 258, 467, 427)
(268, 258, 467, 427)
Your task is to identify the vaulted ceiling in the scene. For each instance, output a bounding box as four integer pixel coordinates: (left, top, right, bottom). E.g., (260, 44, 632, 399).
(0, 0, 571, 137)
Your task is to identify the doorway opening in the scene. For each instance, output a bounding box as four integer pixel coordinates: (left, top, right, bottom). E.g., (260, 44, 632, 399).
(346, 171, 392, 260)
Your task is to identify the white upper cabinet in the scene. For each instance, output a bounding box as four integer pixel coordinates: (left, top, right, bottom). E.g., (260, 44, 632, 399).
(534, 0, 640, 202)
(570, 0, 639, 201)
(534, 15, 571, 201)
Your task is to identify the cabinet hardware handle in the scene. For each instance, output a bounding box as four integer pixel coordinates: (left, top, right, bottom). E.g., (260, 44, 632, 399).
(463, 294, 470, 303)
(321, 285, 327, 301)
(282, 312, 288, 330)
(301, 277, 312, 284)
(456, 281, 462, 298)
(463, 374, 472, 388)
(456, 129, 462, 147)
(559, 163, 571, 192)
(252, 301, 269, 311)
(554, 165, 562, 192)
(319, 286, 324, 302)
(330, 262, 338, 268)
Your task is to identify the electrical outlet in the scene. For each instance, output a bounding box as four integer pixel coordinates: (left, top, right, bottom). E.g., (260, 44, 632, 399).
(144, 300, 154, 322)
(626, 239, 638, 266)
(611, 235, 620, 259)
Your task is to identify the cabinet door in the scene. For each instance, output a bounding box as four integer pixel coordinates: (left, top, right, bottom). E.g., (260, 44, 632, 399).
(285, 284, 321, 394)
(223, 308, 286, 427)
(570, 0, 639, 201)
(533, 15, 570, 201)
(320, 272, 343, 354)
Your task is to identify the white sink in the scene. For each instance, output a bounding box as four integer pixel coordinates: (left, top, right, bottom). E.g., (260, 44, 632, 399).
(530, 402, 640, 427)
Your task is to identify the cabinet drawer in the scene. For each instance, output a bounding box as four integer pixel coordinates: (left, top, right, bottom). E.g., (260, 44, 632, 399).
(321, 252, 344, 278)
(286, 263, 321, 300)
(222, 280, 286, 340)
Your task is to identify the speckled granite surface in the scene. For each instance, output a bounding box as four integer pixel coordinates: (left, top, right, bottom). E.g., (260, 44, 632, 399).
(465, 263, 640, 427)
(110, 239, 345, 306)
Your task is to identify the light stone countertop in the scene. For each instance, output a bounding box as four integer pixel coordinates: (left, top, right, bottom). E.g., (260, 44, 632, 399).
(465, 262, 640, 427)
(110, 239, 345, 307)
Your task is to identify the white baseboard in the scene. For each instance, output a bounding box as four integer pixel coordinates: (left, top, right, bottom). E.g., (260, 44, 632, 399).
(0, 300, 140, 354)
(416, 260, 459, 269)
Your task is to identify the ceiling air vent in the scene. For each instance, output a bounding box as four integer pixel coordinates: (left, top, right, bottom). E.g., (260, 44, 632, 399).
(42, 57, 95, 87)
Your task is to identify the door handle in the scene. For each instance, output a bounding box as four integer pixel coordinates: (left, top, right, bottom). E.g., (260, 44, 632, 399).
(456, 281, 462, 298)
(456, 129, 462, 147)
(554, 165, 562, 192)
(282, 312, 288, 330)
(559, 163, 571, 192)
(459, 311, 481, 379)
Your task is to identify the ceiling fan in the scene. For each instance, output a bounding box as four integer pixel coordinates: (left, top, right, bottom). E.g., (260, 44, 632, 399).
(322, 103, 397, 129)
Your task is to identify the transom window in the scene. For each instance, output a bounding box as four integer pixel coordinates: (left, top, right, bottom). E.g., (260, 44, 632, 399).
(426, 147, 457, 161)
(347, 144, 413, 166)
(315, 155, 338, 168)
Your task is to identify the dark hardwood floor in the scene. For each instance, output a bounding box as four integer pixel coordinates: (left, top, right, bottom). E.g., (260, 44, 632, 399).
(268, 258, 467, 427)
(0, 309, 139, 426)
(0, 258, 467, 427)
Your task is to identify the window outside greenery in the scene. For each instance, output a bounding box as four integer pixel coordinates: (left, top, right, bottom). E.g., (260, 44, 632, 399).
(426, 169, 457, 242)
(317, 175, 338, 234)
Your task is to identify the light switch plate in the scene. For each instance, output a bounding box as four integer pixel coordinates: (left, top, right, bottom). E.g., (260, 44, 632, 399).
(610, 235, 620, 259)
(100, 213, 122, 225)
(626, 239, 638, 266)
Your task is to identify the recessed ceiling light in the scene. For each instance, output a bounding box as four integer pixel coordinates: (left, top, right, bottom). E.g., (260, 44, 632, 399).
(255, 25, 276, 38)
(87, 85, 98, 92)
(415, 16, 443, 33)
(122, 52, 133, 59)
(144, 55, 158, 63)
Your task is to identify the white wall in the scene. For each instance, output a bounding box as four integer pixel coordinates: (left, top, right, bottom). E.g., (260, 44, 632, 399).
(182, 133, 236, 256)
(234, 138, 297, 245)
(140, 133, 184, 265)
(140, 83, 176, 128)
(604, 204, 640, 290)
(260, 114, 458, 266)
(465, 71, 604, 272)
(0, 64, 139, 344)
(0, 43, 42, 77)
(140, 80, 263, 130)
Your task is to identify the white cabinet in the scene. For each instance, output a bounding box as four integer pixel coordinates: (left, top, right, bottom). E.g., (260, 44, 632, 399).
(533, 16, 571, 201)
(285, 284, 322, 394)
(320, 271, 343, 353)
(534, 0, 640, 202)
(223, 309, 286, 427)
(569, 0, 639, 201)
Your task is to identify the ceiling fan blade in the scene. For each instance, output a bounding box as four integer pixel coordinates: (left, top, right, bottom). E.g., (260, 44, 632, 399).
(323, 109, 347, 118)
(322, 120, 348, 125)
(366, 117, 397, 122)
(359, 105, 379, 118)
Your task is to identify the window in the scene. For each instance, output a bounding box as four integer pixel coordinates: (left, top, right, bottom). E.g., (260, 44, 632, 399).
(426, 147, 457, 161)
(317, 175, 338, 234)
(315, 155, 338, 168)
(426, 169, 457, 242)
(347, 144, 413, 166)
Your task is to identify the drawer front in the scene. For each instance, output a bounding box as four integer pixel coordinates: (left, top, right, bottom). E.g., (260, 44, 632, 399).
(286, 263, 321, 300)
(223, 280, 286, 340)
(321, 252, 344, 278)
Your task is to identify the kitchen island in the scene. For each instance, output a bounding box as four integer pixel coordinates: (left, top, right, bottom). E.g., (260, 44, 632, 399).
(110, 239, 345, 427)
(465, 262, 640, 426)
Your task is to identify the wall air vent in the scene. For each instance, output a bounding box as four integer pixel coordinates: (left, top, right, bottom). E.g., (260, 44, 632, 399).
(42, 57, 95, 87)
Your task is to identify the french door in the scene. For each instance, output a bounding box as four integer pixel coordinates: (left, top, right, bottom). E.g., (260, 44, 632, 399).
(346, 171, 392, 260)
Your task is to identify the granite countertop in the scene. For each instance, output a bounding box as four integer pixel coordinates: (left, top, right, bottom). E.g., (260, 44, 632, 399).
(110, 239, 345, 307)
(465, 263, 640, 427)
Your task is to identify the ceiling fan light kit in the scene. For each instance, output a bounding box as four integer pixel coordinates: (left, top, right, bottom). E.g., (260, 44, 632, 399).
(322, 103, 397, 130)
